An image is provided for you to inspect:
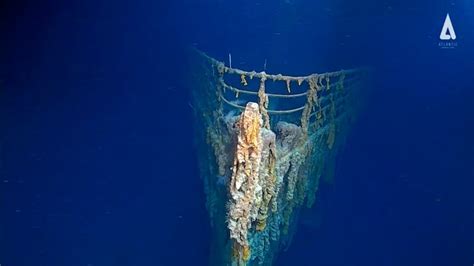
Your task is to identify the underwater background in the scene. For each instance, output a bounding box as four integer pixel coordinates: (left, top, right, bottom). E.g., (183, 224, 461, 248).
(1, 0, 473, 265)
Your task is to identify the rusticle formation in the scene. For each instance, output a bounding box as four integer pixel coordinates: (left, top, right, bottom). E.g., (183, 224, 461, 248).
(190, 49, 368, 266)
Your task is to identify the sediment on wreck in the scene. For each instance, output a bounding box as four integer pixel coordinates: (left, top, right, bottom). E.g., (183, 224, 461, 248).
(189, 49, 369, 266)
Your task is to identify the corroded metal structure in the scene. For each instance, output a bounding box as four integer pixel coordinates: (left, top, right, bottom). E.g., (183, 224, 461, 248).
(189, 50, 368, 266)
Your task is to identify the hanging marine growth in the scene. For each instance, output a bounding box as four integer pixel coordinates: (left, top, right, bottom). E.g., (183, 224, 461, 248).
(189, 49, 368, 266)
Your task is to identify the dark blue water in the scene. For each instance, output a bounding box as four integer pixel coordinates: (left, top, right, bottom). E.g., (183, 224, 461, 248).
(2, 0, 473, 265)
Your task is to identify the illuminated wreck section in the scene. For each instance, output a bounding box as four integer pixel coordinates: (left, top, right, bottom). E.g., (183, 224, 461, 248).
(190, 50, 367, 266)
